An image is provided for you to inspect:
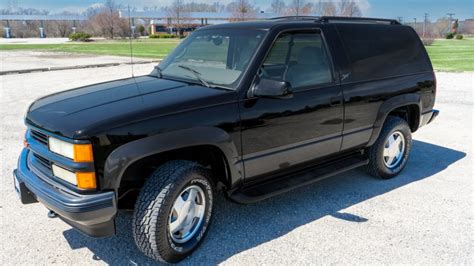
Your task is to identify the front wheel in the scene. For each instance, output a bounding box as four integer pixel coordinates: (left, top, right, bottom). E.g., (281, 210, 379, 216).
(132, 160, 214, 263)
(366, 116, 412, 179)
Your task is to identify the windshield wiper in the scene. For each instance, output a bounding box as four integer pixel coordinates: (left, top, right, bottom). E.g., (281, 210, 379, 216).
(153, 65, 163, 78)
(178, 65, 210, 88)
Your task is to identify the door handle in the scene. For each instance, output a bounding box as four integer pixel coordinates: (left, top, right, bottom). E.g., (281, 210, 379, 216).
(341, 72, 351, 81)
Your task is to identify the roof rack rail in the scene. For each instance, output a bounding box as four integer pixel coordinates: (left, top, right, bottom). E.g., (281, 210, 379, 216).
(269, 16, 321, 20)
(318, 16, 401, 25)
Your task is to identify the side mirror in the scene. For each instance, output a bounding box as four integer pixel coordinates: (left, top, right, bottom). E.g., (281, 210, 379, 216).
(252, 78, 293, 99)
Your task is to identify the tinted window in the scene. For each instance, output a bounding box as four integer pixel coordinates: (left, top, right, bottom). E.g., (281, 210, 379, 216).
(159, 29, 265, 88)
(182, 34, 230, 63)
(265, 35, 291, 65)
(262, 32, 333, 89)
(337, 24, 431, 81)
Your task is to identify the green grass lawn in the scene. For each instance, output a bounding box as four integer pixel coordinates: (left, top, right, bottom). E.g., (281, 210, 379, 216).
(425, 38, 474, 72)
(1, 37, 473, 71)
(0, 39, 180, 59)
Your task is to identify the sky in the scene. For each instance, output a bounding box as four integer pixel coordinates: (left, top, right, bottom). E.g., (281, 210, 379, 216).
(1, 0, 473, 21)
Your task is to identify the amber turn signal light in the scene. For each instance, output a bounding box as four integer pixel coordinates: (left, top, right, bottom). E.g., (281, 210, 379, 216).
(73, 144, 94, 162)
(77, 172, 97, 189)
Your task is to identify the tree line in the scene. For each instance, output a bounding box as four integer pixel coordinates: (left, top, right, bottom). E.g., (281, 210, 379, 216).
(1, 0, 473, 39)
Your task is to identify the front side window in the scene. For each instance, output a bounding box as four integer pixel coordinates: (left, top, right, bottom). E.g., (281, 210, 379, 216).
(159, 29, 265, 89)
(261, 31, 333, 89)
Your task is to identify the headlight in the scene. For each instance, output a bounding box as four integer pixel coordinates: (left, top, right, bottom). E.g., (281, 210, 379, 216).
(48, 137, 94, 162)
(48, 136, 96, 189)
(52, 164, 77, 185)
(52, 164, 97, 189)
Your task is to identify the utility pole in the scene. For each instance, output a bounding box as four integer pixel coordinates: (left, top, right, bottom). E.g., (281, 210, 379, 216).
(447, 13, 455, 22)
(423, 13, 429, 37)
(296, 0, 300, 17)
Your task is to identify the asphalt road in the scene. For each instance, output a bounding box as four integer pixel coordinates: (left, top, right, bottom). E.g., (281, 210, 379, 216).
(1, 64, 472, 264)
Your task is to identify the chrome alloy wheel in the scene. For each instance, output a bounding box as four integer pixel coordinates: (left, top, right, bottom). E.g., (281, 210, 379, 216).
(383, 131, 406, 169)
(168, 185, 206, 243)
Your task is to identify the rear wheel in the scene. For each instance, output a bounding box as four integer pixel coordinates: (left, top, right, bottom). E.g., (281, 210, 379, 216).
(366, 116, 412, 179)
(132, 160, 214, 263)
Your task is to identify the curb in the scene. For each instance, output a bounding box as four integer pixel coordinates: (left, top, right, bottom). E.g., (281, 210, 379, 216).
(0, 60, 161, 76)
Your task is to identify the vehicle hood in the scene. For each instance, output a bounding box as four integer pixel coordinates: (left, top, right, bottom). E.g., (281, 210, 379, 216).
(26, 75, 231, 138)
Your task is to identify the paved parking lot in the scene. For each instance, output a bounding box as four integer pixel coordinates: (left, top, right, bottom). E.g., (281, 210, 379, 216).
(0, 64, 472, 264)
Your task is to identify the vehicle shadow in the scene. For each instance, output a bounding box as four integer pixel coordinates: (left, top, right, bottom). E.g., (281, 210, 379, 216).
(62, 140, 466, 264)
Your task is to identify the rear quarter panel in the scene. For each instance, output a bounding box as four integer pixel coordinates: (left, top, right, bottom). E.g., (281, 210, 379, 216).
(333, 23, 436, 150)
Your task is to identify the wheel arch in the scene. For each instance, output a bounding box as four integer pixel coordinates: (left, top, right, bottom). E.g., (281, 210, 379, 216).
(367, 93, 421, 147)
(101, 127, 243, 193)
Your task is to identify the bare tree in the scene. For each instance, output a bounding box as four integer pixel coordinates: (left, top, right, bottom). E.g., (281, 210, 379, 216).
(337, 0, 361, 17)
(165, 0, 189, 36)
(84, 5, 102, 18)
(0, 6, 49, 15)
(270, 0, 286, 15)
(86, 0, 129, 39)
(102, 0, 119, 38)
(301, 2, 314, 15)
(182, 2, 225, 12)
(287, 0, 306, 16)
(459, 19, 474, 35)
(322, 1, 337, 16)
(228, 0, 256, 21)
(55, 21, 71, 37)
(312, 0, 325, 16)
(143, 6, 159, 12)
(433, 17, 451, 38)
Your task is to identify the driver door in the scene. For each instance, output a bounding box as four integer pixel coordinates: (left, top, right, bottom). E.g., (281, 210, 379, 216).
(240, 30, 344, 181)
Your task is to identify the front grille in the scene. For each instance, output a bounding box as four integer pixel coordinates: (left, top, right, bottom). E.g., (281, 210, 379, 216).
(31, 129, 48, 146)
(26, 126, 97, 191)
(33, 153, 52, 170)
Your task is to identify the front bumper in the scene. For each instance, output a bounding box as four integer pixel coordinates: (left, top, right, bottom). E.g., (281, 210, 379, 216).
(14, 148, 117, 237)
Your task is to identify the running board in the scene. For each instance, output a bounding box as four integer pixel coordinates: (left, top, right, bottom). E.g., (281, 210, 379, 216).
(230, 156, 369, 204)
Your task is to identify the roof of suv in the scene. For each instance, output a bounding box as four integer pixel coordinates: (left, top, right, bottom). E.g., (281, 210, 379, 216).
(202, 16, 401, 30)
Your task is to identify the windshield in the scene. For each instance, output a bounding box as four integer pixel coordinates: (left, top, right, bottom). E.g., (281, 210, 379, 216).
(158, 28, 266, 89)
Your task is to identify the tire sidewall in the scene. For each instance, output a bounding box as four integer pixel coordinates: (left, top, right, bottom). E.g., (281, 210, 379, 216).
(164, 175, 214, 255)
(375, 119, 412, 178)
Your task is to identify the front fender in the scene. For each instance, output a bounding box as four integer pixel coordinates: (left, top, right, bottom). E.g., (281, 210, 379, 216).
(101, 127, 243, 191)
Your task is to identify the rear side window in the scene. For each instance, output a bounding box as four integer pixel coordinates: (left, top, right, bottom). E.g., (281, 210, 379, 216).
(337, 24, 431, 81)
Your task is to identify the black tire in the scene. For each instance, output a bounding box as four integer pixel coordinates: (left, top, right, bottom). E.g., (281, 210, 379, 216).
(132, 160, 214, 263)
(366, 116, 412, 179)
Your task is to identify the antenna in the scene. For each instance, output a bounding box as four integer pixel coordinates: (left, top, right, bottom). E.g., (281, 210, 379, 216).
(128, 5, 135, 78)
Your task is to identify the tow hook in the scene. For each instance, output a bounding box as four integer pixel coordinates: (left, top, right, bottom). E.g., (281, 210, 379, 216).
(47, 210, 58, 218)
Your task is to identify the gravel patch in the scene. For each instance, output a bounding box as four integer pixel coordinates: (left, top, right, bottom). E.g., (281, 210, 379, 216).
(0, 51, 155, 73)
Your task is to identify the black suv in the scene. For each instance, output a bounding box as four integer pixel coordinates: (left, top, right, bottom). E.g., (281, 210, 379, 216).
(14, 17, 438, 262)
